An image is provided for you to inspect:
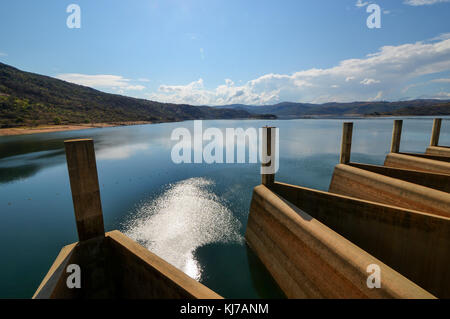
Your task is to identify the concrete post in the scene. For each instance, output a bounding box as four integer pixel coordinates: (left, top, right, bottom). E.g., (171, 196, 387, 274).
(261, 126, 276, 186)
(340, 122, 353, 164)
(64, 139, 105, 241)
(390, 120, 403, 153)
(430, 118, 442, 147)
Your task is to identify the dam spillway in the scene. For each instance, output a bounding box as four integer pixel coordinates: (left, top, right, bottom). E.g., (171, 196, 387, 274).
(33, 119, 450, 299)
(246, 119, 450, 299)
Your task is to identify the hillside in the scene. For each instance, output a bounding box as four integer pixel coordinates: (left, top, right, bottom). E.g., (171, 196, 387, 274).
(371, 102, 450, 116)
(215, 100, 450, 117)
(0, 62, 274, 128)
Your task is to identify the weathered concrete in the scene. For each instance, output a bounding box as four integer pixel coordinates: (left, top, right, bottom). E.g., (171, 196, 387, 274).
(64, 139, 105, 241)
(272, 182, 450, 298)
(430, 118, 442, 147)
(340, 123, 353, 164)
(384, 152, 450, 175)
(349, 162, 450, 193)
(261, 126, 276, 186)
(390, 120, 403, 153)
(399, 152, 450, 163)
(34, 138, 222, 299)
(246, 185, 435, 299)
(329, 164, 450, 218)
(426, 145, 450, 157)
(33, 231, 223, 299)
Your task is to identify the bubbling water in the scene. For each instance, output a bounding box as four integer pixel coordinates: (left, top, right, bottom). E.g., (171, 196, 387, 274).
(123, 177, 243, 280)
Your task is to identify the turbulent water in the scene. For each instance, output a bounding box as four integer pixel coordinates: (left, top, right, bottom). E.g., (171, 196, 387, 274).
(123, 177, 243, 280)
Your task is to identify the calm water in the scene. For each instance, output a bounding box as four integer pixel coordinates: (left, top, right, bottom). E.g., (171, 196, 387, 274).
(0, 118, 449, 298)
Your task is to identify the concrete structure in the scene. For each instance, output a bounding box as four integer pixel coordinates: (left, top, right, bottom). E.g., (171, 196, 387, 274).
(329, 122, 450, 217)
(261, 126, 276, 186)
(349, 162, 450, 193)
(246, 123, 450, 299)
(384, 152, 450, 174)
(246, 184, 437, 298)
(383, 118, 450, 173)
(329, 163, 450, 218)
(340, 122, 353, 164)
(390, 120, 403, 153)
(430, 118, 442, 147)
(426, 119, 450, 157)
(34, 139, 222, 299)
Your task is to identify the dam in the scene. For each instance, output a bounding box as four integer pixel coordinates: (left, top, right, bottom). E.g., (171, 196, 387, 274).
(33, 118, 449, 299)
(246, 119, 449, 299)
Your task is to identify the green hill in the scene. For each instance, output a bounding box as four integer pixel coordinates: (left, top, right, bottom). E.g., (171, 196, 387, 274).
(0, 62, 274, 128)
(371, 102, 450, 116)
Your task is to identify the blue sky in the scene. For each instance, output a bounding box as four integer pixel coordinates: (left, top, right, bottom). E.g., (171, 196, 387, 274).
(0, 0, 449, 105)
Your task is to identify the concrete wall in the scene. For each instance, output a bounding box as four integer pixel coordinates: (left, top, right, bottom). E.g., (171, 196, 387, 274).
(33, 231, 222, 299)
(271, 182, 450, 298)
(107, 231, 222, 299)
(245, 185, 435, 299)
(349, 162, 450, 193)
(329, 164, 450, 218)
(426, 146, 450, 157)
(399, 152, 450, 163)
(384, 152, 450, 175)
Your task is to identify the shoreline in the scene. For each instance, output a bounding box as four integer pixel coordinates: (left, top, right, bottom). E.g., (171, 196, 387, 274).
(0, 121, 153, 137)
(1, 115, 447, 137)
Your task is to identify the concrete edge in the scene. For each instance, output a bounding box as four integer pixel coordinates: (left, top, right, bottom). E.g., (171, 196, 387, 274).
(248, 185, 436, 299)
(106, 230, 223, 299)
(32, 242, 78, 299)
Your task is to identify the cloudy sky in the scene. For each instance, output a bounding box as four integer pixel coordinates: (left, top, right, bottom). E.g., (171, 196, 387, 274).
(0, 0, 449, 105)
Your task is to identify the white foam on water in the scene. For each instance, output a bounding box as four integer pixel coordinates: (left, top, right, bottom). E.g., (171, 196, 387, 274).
(123, 177, 243, 281)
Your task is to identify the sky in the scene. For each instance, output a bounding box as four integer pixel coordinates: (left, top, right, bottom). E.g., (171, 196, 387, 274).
(0, 0, 449, 105)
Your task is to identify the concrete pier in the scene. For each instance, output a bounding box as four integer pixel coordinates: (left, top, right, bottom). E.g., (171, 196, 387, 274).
(64, 139, 105, 241)
(261, 126, 276, 186)
(390, 120, 403, 153)
(430, 118, 442, 147)
(383, 119, 450, 174)
(246, 122, 450, 299)
(340, 122, 353, 164)
(426, 118, 450, 156)
(34, 139, 222, 299)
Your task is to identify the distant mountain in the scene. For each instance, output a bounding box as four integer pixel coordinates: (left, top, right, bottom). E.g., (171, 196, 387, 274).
(214, 100, 450, 117)
(0, 62, 275, 128)
(371, 102, 450, 116)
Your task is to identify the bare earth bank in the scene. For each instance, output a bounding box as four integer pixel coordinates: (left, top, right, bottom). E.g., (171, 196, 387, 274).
(0, 121, 153, 136)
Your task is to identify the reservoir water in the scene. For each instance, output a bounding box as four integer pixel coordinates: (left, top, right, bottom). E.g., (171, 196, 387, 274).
(0, 117, 449, 298)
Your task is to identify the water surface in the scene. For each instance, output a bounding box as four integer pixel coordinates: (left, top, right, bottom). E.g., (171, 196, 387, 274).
(0, 117, 449, 298)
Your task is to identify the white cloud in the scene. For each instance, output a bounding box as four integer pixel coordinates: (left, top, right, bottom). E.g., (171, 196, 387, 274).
(0, 52, 7, 57)
(404, 0, 450, 6)
(56, 73, 146, 91)
(432, 78, 450, 83)
(147, 36, 450, 105)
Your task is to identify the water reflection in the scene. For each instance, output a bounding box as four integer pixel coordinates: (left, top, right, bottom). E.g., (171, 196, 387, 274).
(123, 177, 243, 281)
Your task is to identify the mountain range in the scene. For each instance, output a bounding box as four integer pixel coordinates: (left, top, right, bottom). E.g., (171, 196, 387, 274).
(212, 100, 450, 118)
(0, 61, 449, 128)
(0, 62, 274, 128)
